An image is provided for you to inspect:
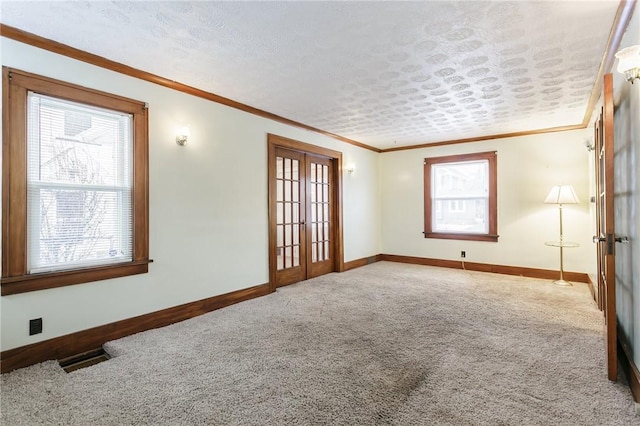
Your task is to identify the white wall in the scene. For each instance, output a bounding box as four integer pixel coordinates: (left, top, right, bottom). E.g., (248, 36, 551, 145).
(0, 38, 381, 351)
(380, 130, 595, 274)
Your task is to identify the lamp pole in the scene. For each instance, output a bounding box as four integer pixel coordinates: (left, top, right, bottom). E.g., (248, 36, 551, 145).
(556, 203, 570, 286)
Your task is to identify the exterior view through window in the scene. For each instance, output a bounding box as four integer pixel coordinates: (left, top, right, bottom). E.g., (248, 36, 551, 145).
(27, 93, 133, 273)
(424, 151, 498, 242)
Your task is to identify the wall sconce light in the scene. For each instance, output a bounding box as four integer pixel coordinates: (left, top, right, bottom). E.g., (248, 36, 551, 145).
(346, 164, 355, 174)
(176, 126, 190, 146)
(615, 45, 640, 84)
(585, 139, 595, 152)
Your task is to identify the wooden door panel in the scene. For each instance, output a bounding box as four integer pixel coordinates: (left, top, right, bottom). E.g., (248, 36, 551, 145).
(595, 73, 617, 381)
(306, 155, 334, 279)
(273, 148, 306, 287)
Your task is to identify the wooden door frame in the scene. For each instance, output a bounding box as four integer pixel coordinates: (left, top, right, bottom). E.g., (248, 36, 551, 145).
(593, 113, 604, 310)
(267, 134, 344, 293)
(601, 73, 617, 381)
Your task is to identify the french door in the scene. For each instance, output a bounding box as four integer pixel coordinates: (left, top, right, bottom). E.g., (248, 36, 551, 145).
(593, 73, 617, 381)
(268, 135, 342, 290)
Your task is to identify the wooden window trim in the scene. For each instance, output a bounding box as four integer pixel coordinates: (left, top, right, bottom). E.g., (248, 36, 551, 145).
(1, 67, 150, 296)
(423, 151, 498, 242)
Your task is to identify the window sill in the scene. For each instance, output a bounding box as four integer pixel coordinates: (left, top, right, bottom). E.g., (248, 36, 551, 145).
(423, 232, 499, 242)
(1, 259, 153, 296)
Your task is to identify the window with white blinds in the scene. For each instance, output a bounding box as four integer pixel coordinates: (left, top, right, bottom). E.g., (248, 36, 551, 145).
(26, 92, 133, 273)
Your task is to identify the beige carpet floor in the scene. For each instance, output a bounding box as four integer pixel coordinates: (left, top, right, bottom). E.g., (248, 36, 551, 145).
(1, 262, 638, 425)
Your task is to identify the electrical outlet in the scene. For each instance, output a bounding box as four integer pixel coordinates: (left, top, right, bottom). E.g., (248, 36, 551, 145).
(29, 318, 43, 336)
(461, 251, 466, 258)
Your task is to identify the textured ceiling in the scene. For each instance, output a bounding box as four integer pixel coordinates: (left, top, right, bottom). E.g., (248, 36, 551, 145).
(0, 1, 621, 150)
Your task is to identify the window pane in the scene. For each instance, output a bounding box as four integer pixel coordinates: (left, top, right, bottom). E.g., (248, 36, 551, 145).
(28, 95, 131, 187)
(276, 157, 284, 179)
(284, 158, 291, 180)
(293, 245, 300, 267)
(26, 92, 133, 273)
(277, 248, 284, 270)
(284, 180, 291, 202)
(285, 202, 291, 224)
(276, 202, 283, 225)
(433, 198, 488, 234)
(277, 225, 284, 247)
(292, 181, 299, 202)
(285, 224, 291, 246)
(432, 160, 488, 198)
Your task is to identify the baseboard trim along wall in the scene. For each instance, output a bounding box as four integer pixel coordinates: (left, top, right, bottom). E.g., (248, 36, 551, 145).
(0, 283, 270, 373)
(587, 274, 597, 302)
(618, 335, 640, 402)
(379, 254, 590, 283)
(1, 254, 592, 373)
(343, 255, 382, 271)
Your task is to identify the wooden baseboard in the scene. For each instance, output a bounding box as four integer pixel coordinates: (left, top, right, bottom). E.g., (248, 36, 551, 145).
(0, 283, 270, 373)
(618, 335, 640, 402)
(587, 274, 597, 302)
(379, 254, 590, 283)
(343, 255, 382, 271)
(1, 255, 590, 373)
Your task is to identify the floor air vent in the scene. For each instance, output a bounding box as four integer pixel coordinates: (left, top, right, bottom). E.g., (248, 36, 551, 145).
(59, 348, 111, 373)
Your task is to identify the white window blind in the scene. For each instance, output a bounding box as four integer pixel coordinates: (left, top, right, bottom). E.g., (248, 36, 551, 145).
(26, 92, 133, 273)
(431, 159, 489, 234)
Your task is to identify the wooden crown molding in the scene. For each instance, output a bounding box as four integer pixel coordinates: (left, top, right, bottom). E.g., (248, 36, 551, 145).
(0, 24, 380, 154)
(380, 0, 637, 153)
(380, 124, 586, 153)
(582, 0, 637, 128)
(2, 14, 635, 154)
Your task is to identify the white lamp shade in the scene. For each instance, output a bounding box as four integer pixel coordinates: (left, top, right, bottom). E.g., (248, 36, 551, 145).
(615, 45, 640, 74)
(544, 185, 580, 204)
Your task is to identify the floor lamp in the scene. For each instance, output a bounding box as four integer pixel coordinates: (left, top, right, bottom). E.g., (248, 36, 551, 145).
(544, 185, 580, 286)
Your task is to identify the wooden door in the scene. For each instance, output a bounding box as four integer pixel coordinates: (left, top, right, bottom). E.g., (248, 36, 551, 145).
(269, 145, 338, 289)
(272, 148, 307, 287)
(594, 73, 617, 381)
(306, 155, 334, 279)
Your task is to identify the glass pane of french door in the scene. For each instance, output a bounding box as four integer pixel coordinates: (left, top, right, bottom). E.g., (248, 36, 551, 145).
(271, 144, 335, 287)
(306, 155, 333, 279)
(276, 155, 302, 271)
(309, 162, 331, 263)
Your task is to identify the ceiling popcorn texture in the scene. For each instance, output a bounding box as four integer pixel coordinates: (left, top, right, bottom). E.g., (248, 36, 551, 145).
(0, 1, 620, 150)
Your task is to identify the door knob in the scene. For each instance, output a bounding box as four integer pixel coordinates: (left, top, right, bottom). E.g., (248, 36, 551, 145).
(615, 236, 629, 243)
(593, 236, 605, 243)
